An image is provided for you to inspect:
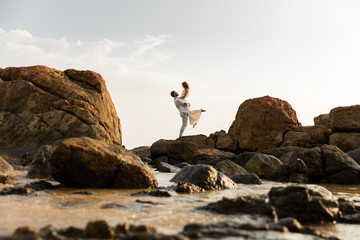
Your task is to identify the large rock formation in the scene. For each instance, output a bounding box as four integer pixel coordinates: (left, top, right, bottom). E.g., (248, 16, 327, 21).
(230, 96, 300, 152)
(0, 65, 121, 150)
(48, 137, 157, 188)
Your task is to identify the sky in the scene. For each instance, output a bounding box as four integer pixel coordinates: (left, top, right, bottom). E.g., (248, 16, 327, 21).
(0, 0, 360, 149)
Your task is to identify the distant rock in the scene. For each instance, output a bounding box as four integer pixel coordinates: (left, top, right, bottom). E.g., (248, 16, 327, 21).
(245, 153, 288, 181)
(0, 156, 16, 183)
(314, 113, 330, 129)
(230, 96, 300, 152)
(157, 162, 181, 173)
(282, 126, 330, 148)
(130, 146, 151, 159)
(330, 105, 360, 132)
(209, 130, 237, 152)
(192, 148, 236, 166)
(214, 159, 247, 177)
(175, 181, 206, 193)
(27, 144, 56, 179)
(48, 137, 158, 188)
(170, 164, 236, 190)
(0, 65, 121, 150)
(230, 173, 262, 184)
(329, 132, 360, 152)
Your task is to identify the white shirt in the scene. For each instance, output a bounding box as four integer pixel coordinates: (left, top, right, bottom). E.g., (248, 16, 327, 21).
(174, 97, 188, 113)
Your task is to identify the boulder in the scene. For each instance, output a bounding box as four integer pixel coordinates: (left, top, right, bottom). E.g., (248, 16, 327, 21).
(230, 173, 262, 184)
(287, 158, 310, 183)
(314, 113, 330, 129)
(170, 164, 236, 190)
(214, 159, 247, 177)
(209, 130, 237, 152)
(176, 181, 206, 193)
(153, 156, 169, 169)
(150, 139, 172, 158)
(282, 126, 330, 148)
(321, 145, 360, 184)
(0, 65, 121, 150)
(346, 148, 360, 165)
(0, 156, 16, 183)
(48, 137, 158, 188)
(233, 151, 257, 167)
(157, 162, 181, 173)
(230, 96, 300, 152)
(167, 135, 214, 165)
(130, 146, 151, 159)
(200, 194, 272, 216)
(268, 185, 339, 224)
(330, 105, 360, 132)
(329, 132, 360, 152)
(245, 153, 288, 181)
(192, 148, 236, 166)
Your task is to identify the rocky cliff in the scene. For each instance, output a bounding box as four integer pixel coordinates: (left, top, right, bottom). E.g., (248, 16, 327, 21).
(0, 65, 121, 150)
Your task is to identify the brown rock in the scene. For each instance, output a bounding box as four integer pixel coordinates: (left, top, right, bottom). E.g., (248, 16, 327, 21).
(209, 130, 237, 152)
(282, 126, 330, 148)
(131, 146, 151, 159)
(231, 96, 300, 152)
(192, 148, 236, 165)
(330, 105, 360, 132)
(314, 113, 330, 129)
(0, 65, 121, 150)
(49, 137, 158, 188)
(0, 156, 17, 183)
(214, 159, 247, 177)
(329, 132, 360, 152)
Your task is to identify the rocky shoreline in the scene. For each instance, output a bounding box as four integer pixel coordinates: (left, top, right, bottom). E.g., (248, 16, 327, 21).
(2, 65, 360, 239)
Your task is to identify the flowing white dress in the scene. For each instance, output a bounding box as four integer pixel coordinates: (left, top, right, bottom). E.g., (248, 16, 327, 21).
(181, 90, 202, 126)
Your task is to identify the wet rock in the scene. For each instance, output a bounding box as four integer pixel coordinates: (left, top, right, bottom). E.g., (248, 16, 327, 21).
(157, 162, 181, 173)
(27, 144, 56, 179)
(83, 220, 113, 239)
(245, 153, 288, 181)
(337, 198, 360, 215)
(287, 158, 310, 183)
(175, 181, 206, 193)
(329, 132, 360, 152)
(153, 156, 169, 169)
(233, 151, 257, 167)
(214, 159, 247, 177)
(322, 145, 360, 184)
(130, 146, 151, 159)
(192, 148, 236, 166)
(100, 203, 126, 209)
(38, 225, 61, 239)
(12, 226, 40, 240)
(24, 180, 55, 191)
(339, 213, 360, 224)
(200, 194, 272, 216)
(231, 96, 300, 152)
(135, 199, 162, 205)
(176, 162, 190, 169)
(57, 226, 84, 238)
(0, 65, 121, 150)
(0, 156, 16, 183)
(268, 185, 339, 224)
(230, 173, 262, 184)
(131, 190, 171, 197)
(48, 137, 158, 188)
(170, 164, 236, 190)
(72, 191, 93, 195)
(0, 187, 35, 195)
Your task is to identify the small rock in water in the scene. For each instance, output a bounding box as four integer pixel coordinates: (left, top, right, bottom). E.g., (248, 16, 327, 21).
(83, 220, 113, 239)
(131, 189, 171, 197)
(24, 180, 55, 191)
(100, 203, 126, 209)
(72, 191, 94, 195)
(176, 181, 206, 193)
(0, 187, 35, 195)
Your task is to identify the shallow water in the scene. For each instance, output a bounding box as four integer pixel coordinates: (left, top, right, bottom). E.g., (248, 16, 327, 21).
(1, 170, 360, 239)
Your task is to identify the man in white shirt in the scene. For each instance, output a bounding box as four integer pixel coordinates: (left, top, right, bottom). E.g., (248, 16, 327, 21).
(171, 90, 189, 137)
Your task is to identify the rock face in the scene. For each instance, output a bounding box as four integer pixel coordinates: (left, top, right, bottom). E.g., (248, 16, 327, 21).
(0, 65, 121, 150)
(330, 105, 360, 132)
(48, 137, 157, 188)
(282, 126, 330, 148)
(0, 156, 17, 183)
(170, 164, 236, 190)
(230, 96, 300, 152)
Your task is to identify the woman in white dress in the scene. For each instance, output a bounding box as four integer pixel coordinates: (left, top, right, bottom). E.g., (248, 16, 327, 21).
(179, 81, 205, 128)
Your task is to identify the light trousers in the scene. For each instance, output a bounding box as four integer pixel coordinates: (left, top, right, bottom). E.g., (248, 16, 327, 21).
(179, 112, 189, 137)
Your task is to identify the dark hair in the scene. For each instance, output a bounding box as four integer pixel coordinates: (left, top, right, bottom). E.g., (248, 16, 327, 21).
(170, 90, 177, 97)
(182, 81, 189, 89)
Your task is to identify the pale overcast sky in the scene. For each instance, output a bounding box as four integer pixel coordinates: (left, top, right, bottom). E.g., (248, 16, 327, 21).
(1, 0, 360, 149)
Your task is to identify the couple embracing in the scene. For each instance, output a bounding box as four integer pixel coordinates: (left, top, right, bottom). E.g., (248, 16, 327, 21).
(171, 82, 206, 138)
